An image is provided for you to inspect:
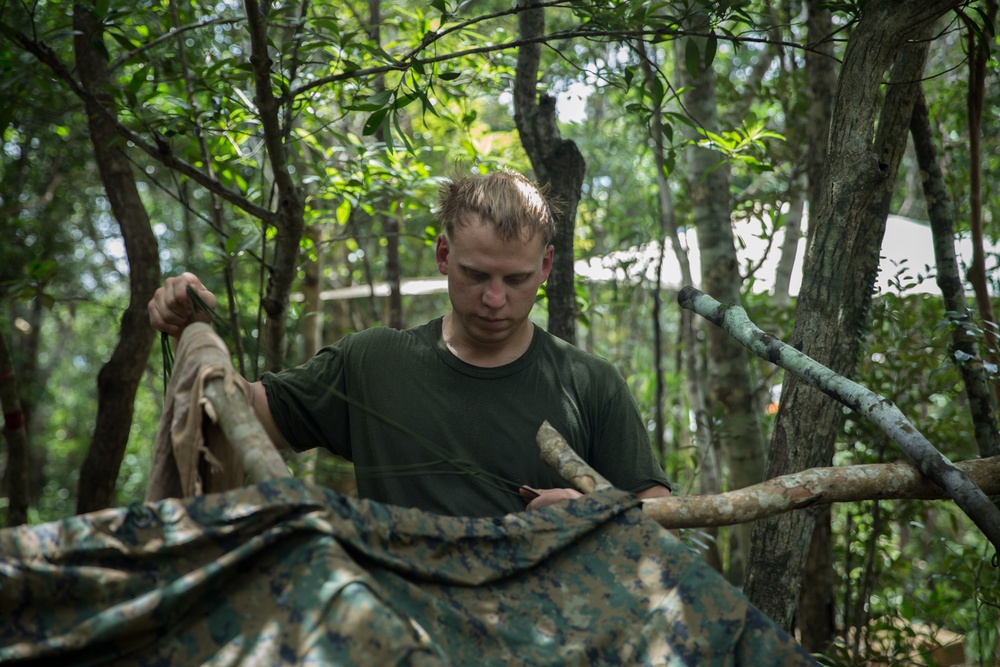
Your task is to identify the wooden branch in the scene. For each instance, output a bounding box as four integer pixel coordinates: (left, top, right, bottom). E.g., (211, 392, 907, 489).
(678, 286, 1000, 548)
(203, 377, 290, 484)
(644, 456, 1000, 529)
(182, 324, 290, 485)
(537, 420, 611, 493)
(536, 422, 1000, 529)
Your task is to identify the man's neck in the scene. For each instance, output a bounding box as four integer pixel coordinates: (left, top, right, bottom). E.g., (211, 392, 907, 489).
(442, 313, 534, 368)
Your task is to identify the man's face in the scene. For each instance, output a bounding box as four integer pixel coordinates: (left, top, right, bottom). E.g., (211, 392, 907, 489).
(436, 213, 553, 349)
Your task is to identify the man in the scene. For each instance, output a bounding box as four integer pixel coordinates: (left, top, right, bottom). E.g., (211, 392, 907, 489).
(149, 169, 671, 517)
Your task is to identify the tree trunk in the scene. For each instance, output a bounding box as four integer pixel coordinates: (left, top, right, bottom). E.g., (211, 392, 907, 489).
(244, 0, 305, 371)
(0, 329, 29, 526)
(744, 0, 966, 630)
(73, 2, 160, 514)
(772, 180, 804, 306)
(964, 0, 1000, 409)
(911, 89, 1000, 458)
(803, 0, 836, 252)
(636, 38, 720, 569)
(368, 0, 404, 330)
(676, 17, 766, 585)
(513, 1, 584, 345)
(796, 30, 930, 652)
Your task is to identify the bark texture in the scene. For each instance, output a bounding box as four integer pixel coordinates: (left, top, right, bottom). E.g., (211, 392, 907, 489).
(537, 422, 1000, 529)
(742, 0, 965, 630)
(798, 31, 930, 651)
(513, 1, 584, 345)
(676, 17, 766, 584)
(0, 329, 29, 526)
(74, 2, 161, 514)
(803, 0, 836, 251)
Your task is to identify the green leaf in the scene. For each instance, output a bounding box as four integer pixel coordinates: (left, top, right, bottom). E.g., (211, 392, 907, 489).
(126, 64, 150, 106)
(363, 108, 389, 136)
(94, 0, 111, 21)
(108, 31, 138, 53)
(367, 90, 393, 107)
(684, 38, 701, 79)
(336, 198, 352, 225)
(649, 75, 664, 109)
(704, 31, 717, 69)
(394, 92, 418, 110)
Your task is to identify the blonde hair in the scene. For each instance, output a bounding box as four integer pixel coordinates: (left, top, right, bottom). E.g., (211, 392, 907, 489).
(437, 169, 557, 245)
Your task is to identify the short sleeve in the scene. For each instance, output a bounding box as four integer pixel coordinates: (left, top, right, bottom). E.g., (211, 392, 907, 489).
(260, 341, 353, 458)
(590, 373, 672, 495)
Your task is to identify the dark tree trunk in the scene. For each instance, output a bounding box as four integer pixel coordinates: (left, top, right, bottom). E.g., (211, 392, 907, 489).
(513, 1, 584, 345)
(244, 0, 305, 371)
(797, 31, 931, 651)
(73, 2, 160, 514)
(0, 329, 29, 526)
(744, 0, 961, 630)
(963, 0, 1000, 409)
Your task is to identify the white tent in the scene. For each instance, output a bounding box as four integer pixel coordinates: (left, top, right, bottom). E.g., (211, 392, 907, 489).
(298, 215, 995, 302)
(574, 214, 996, 297)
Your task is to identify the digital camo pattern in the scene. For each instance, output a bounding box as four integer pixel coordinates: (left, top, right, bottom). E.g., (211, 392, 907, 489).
(0, 480, 817, 666)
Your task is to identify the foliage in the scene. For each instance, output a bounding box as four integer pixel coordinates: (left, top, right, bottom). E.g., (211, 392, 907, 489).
(825, 283, 1000, 665)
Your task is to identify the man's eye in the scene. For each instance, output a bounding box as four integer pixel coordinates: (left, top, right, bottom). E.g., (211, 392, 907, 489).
(507, 276, 527, 285)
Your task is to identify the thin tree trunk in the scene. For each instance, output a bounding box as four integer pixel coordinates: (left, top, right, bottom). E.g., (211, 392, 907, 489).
(911, 89, 1000, 458)
(169, 1, 246, 376)
(773, 181, 804, 307)
(803, 0, 836, 253)
(677, 16, 766, 585)
(244, 0, 305, 371)
(0, 329, 29, 526)
(636, 38, 720, 568)
(513, 0, 584, 345)
(964, 0, 1000, 409)
(368, 0, 403, 330)
(73, 2, 161, 514)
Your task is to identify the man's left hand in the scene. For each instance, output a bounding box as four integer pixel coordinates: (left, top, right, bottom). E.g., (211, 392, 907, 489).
(520, 486, 583, 510)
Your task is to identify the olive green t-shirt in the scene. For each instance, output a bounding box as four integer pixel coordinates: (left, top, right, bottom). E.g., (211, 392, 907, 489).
(261, 318, 670, 517)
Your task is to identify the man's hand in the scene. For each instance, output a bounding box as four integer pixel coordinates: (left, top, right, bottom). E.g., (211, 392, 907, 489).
(520, 486, 583, 510)
(520, 483, 671, 511)
(148, 272, 218, 339)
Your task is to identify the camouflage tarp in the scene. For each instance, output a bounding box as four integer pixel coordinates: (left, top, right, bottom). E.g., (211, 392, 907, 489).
(1, 479, 817, 666)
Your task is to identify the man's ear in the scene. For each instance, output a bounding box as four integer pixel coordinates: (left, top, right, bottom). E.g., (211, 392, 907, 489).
(435, 234, 450, 275)
(540, 244, 554, 282)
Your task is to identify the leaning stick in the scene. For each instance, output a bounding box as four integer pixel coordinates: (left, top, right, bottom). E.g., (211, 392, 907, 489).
(677, 286, 1000, 549)
(203, 376, 290, 483)
(183, 323, 290, 484)
(535, 421, 1000, 529)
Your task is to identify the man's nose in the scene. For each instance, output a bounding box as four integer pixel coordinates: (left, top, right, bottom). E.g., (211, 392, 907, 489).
(483, 280, 506, 309)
